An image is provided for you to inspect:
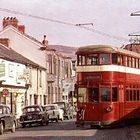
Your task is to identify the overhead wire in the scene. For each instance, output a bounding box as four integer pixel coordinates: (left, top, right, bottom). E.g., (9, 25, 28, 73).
(0, 7, 129, 42)
(77, 25, 128, 41)
(0, 8, 76, 26)
(134, 11, 140, 13)
(130, 11, 140, 16)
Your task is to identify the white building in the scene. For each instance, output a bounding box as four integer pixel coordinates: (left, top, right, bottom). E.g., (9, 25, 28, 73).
(0, 17, 75, 107)
(0, 43, 45, 118)
(0, 17, 48, 110)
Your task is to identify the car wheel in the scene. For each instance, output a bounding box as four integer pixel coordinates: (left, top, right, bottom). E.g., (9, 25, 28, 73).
(70, 115, 73, 119)
(60, 117, 63, 121)
(46, 120, 49, 125)
(0, 122, 4, 135)
(56, 119, 58, 122)
(41, 118, 46, 126)
(60, 115, 63, 121)
(67, 115, 70, 120)
(11, 121, 16, 133)
(22, 123, 26, 128)
(55, 116, 58, 122)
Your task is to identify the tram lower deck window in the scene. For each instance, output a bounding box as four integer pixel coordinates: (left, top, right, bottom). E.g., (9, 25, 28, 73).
(112, 87, 118, 101)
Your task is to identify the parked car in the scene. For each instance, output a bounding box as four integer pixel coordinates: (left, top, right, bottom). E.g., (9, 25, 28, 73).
(0, 104, 16, 135)
(19, 105, 49, 128)
(53, 102, 73, 119)
(43, 104, 64, 122)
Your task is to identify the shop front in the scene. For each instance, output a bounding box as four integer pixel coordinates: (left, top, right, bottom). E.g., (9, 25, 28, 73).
(0, 87, 26, 119)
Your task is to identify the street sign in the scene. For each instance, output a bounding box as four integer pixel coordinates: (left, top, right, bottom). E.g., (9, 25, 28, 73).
(2, 89, 9, 95)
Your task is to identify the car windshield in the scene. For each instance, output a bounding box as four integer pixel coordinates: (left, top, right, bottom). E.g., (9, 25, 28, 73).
(45, 106, 52, 111)
(56, 104, 64, 109)
(44, 105, 56, 111)
(54, 102, 65, 109)
(23, 106, 41, 113)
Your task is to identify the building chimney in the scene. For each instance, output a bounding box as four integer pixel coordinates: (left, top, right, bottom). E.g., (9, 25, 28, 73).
(3, 17, 18, 29)
(42, 35, 48, 46)
(0, 38, 10, 47)
(2, 17, 25, 34)
(40, 35, 48, 50)
(18, 25, 25, 34)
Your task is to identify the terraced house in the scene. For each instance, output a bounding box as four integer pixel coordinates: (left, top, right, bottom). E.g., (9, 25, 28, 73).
(0, 17, 75, 112)
(0, 43, 45, 119)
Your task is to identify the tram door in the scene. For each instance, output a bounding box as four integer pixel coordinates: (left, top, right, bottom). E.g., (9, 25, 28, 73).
(100, 86, 120, 122)
(86, 88, 100, 121)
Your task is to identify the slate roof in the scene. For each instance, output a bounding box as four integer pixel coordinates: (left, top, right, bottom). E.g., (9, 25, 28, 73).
(0, 44, 46, 70)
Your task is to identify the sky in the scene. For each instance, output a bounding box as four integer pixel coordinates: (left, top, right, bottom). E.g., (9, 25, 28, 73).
(0, 0, 140, 47)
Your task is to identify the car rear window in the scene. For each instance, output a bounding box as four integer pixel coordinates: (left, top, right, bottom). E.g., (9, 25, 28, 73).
(23, 107, 41, 113)
(45, 105, 56, 111)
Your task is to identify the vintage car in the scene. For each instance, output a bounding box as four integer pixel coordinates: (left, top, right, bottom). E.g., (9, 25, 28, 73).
(43, 104, 64, 122)
(19, 105, 49, 128)
(53, 102, 74, 119)
(0, 104, 16, 135)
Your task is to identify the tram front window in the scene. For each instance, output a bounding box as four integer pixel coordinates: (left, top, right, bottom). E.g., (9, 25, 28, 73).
(87, 54, 98, 65)
(99, 54, 110, 64)
(101, 87, 111, 102)
(88, 88, 99, 102)
(78, 88, 87, 102)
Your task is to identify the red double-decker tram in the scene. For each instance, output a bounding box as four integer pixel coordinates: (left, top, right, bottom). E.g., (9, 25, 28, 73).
(75, 45, 140, 128)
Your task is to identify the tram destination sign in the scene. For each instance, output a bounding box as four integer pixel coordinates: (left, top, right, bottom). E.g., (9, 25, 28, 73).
(85, 74, 101, 81)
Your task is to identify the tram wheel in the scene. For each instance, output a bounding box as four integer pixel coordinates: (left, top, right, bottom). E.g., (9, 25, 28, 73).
(90, 125, 103, 129)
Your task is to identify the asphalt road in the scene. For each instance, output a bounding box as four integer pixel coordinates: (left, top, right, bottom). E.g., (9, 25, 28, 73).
(0, 119, 140, 140)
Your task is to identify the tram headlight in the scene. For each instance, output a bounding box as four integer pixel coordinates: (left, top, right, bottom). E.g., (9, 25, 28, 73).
(106, 106, 113, 112)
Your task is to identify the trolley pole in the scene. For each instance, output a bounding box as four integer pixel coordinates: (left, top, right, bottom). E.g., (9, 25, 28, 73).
(131, 11, 140, 16)
(76, 22, 94, 27)
(129, 11, 140, 43)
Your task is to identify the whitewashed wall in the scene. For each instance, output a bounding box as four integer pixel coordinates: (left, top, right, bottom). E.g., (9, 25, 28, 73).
(0, 27, 48, 105)
(0, 27, 46, 68)
(0, 58, 26, 86)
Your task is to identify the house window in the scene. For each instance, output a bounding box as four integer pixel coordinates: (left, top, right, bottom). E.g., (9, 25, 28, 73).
(54, 56, 57, 75)
(44, 95, 47, 105)
(0, 63, 5, 77)
(8, 64, 14, 77)
(48, 54, 52, 73)
(39, 70, 42, 87)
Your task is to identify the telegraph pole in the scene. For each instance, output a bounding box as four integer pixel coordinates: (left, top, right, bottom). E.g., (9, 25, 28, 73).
(129, 11, 140, 43)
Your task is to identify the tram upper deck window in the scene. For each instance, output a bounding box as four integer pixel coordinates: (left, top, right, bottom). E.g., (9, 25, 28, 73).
(101, 87, 111, 102)
(112, 53, 118, 64)
(87, 54, 98, 65)
(99, 54, 110, 64)
(78, 55, 86, 65)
